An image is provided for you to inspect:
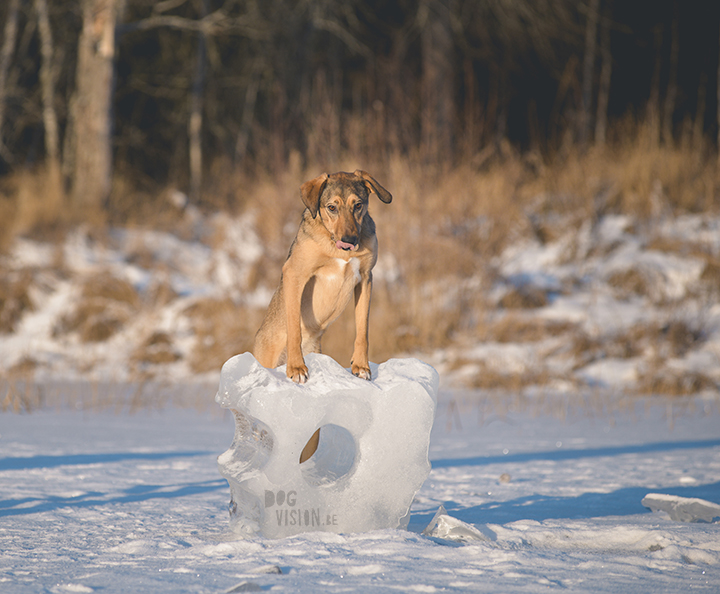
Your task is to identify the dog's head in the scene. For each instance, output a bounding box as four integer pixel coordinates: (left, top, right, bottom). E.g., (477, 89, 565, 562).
(300, 170, 392, 251)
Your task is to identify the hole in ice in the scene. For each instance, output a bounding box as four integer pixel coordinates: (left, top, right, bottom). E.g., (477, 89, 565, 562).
(220, 410, 274, 475)
(300, 424, 357, 487)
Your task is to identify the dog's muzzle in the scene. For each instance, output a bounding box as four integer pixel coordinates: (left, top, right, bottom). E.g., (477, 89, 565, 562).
(336, 237, 358, 251)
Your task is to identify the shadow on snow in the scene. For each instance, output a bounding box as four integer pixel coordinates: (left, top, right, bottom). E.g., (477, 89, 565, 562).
(436, 481, 720, 526)
(421, 438, 720, 525)
(430, 438, 720, 469)
(0, 450, 228, 517)
(0, 450, 213, 471)
(0, 478, 228, 517)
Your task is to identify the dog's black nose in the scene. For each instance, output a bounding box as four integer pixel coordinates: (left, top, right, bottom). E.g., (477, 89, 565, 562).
(341, 235, 358, 249)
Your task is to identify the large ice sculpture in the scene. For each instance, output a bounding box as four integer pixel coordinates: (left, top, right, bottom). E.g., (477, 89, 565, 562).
(216, 352, 438, 538)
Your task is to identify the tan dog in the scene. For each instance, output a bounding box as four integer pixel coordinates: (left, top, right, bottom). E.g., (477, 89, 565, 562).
(253, 170, 392, 462)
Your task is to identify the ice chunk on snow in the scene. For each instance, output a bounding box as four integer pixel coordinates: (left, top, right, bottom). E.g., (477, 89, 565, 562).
(422, 505, 496, 543)
(216, 353, 438, 538)
(642, 493, 720, 523)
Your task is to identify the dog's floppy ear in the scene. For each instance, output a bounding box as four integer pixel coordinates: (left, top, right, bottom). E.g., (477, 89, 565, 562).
(354, 170, 392, 204)
(300, 173, 329, 218)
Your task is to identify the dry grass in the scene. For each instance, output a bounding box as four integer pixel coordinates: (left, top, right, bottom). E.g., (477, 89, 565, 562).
(499, 286, 549, 309)
(54, 273, 140, 342)
(568, 319, 706, 369)
(131, 331, 181, 368)
(0, 120, 715, 251)
(607, 268, 650, 299)
(540, 121, 717, 217)
(1, 119, 719, 398)
(0, 377, 219, 414)
(0, 165, 83, 247)
(459, 360, 578, 392)
(0, 271, 34, 333)
(485, 315, 577, 343)
(635, 368, 717, 397)
(183, 298, 263, 374)
(700, 259, 720, 288)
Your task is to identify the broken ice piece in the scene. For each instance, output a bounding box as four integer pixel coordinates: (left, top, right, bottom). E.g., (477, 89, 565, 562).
(642, 493, 720, 523)
(225, 582, 262, 593)
(216, 352, 438, 538)
(422, 505, 496, 543)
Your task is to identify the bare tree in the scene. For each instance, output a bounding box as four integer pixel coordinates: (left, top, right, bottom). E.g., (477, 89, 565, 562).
(580, 0, 600, 145)
(693, 72, 706, 150)
(234, 59, 262, 167)
(648, 23, 663, 141)
(0, 0, 20, 165)
(71, 0, 125, 210)
(189, 0, 207, 202)
(420, 0, 455, 166)
(595, 0, 612, 146)
(662, 1, 679, 145)
(717, 17, 720, 175)
(34, 0, 61, 186)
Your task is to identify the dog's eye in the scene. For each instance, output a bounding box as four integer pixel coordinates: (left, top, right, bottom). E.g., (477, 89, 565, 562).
(354, 202, 364, 212)
(327, 204, 337, 213)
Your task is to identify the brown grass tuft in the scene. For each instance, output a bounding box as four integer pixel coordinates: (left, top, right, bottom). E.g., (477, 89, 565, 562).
(81, 274, 140, 306)
(499, 286, 548, 309)
(486, 315, 577, 343)
(0, 166, 72, 246)
(184, 298, 263, 373)
(607, 268, 650, 299)
(8, 356, 39, 377)
(569, 330, 642, 370)
(635, 368, 717, 396)
(568, 318, 706, 376)
(464, 360, 576, 392)
(658, 320, 705, 358)
(700, 259, 720, 287)
(131, 331, 182, 371)
(54, 273, 140, 342)
(0, 271, 34, 333)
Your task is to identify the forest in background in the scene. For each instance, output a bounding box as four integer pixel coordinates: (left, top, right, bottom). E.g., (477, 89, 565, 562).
(0, 0, 719, 228)
(2, 1, 720, 395)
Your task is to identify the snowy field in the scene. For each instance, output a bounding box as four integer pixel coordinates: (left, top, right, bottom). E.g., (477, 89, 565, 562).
(1, 389, 719, 593)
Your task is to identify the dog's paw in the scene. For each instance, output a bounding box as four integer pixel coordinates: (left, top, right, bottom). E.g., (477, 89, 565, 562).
(287, 364, 309, 384)
(351, 364, 372, 380)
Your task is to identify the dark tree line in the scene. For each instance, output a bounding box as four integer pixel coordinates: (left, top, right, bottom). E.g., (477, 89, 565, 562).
(0, 0, 719, 211)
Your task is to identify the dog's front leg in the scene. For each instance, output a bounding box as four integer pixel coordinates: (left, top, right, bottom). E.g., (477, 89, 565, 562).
(350, 272, 372, 380)
(282, 264, 309, 384)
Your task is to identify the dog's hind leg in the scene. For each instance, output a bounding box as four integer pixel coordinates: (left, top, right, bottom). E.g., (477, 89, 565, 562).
(299, 429, 320, 464)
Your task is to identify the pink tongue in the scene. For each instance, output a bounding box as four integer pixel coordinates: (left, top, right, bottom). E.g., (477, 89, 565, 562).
(336, 240, 357, 251)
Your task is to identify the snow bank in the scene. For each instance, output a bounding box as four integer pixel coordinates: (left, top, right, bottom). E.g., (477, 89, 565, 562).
(216, 353, 439, 538)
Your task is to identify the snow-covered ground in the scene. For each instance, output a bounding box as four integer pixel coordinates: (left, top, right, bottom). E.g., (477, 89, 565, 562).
(1, 390, 719, 593)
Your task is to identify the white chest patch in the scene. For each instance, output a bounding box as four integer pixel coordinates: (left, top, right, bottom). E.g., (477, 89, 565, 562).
(335, 257, 362, 284)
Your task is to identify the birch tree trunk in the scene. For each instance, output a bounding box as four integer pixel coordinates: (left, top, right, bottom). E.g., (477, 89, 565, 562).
(188, 0, 207, 202)
(34, 0, 61, 187)
(71, 0, 122, 210)
(0, 0, 20, 165)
